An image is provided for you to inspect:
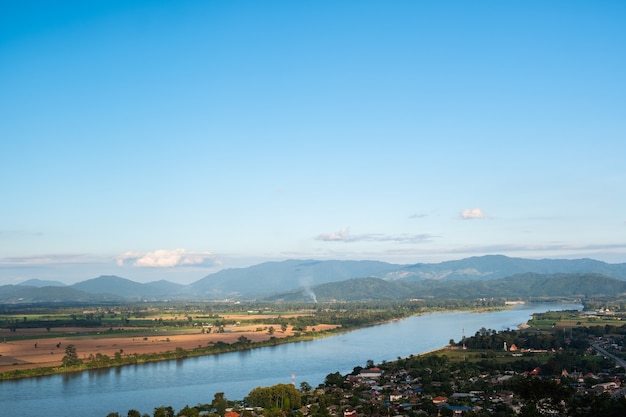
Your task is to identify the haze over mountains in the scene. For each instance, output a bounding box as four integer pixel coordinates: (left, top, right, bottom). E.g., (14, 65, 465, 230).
(5, 255, 626, 303)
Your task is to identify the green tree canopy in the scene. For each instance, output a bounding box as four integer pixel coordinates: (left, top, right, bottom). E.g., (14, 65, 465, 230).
(211, 392, 227, 416)
(62, 344, 82, 367)
(176, 405, 199, 417)
(245, 383, 302, 411)
(153, 406, 174, 417)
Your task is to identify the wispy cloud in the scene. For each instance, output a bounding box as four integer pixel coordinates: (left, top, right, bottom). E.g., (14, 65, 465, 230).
(331, 242, 626, 263)
(460, 208, 485, 219)
(0, 229, 44, 239)
(460, 242, 626, 254)
(316, 227, 434, 244)
(316, 227, 351, 241)
(385, 242, 626, 260)
(409, 213, 428, 219)
(0, 253, 101, 266)
(115, 249, 220, 268)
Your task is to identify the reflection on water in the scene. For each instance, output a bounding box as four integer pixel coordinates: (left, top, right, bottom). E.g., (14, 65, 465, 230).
(238, 348, 254, 358)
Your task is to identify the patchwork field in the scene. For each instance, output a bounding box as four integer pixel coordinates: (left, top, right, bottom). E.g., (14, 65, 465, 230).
(0, 319, 338, 373)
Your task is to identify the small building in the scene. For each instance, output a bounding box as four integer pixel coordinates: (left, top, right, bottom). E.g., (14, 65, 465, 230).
(359, 367, 383, 379)
(445, 405, 474, 415)
(432, 396, 448, 405)
(389, 391, 403, 401)
(343, 408, 358, 417)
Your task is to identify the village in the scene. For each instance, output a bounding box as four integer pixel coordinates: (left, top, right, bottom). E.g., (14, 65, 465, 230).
(315, 339, 626, 417)
(219, 319, 626, 417)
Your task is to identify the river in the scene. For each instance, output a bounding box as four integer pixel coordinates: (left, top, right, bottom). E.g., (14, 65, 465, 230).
(0, 302, 580, 416)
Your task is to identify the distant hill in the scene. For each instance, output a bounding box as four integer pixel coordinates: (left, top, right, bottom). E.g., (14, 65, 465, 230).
(71, 276, 185, 300)
(5, 255, 626, 303)
(265, 273, 626, 302)
(265, 276, 413, 302)
(396, 255, 626, 281)
(188, 259, 402, 298)
(409, 272, 626, 300)
(18, 279, 66, 287)
(0, 284, 122, 303)
(189, 255, 626, 298)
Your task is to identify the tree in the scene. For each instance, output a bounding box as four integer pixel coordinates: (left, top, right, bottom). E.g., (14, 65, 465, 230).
(211, 392, 227, 416)
(153, 406, 174, 417)
(62, 344, 82, 367)
(177, 405, 199, 417)
(127, 410, 141, 417)
(324, 372, 345, 388)
(175, 347, 187, 359)
(245, 383, 302, 411)
(299, 381, 312, 393)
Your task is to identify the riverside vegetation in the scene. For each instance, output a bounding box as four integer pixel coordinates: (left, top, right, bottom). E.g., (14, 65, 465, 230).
(102, 300, 626, 417)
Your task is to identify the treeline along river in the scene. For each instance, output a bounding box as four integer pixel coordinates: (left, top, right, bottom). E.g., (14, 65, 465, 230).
(1, 303, 580, 417)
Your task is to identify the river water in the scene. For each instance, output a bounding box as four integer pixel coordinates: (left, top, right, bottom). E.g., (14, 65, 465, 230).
(0, 303, 580, 416)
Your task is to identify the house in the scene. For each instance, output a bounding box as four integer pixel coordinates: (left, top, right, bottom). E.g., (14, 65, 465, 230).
(592, 381, 620, 392)
(389, 391, 403, 401)
(343, 408, 358, 417)
(445, 405, 474, 415)
(432, 396, 448, 405)
(359, 367, 383, 379)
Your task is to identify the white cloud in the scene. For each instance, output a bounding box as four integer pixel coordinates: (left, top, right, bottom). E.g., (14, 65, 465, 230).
(316, 227, 434, 244)
(316, 227, 351, 241)
(461, 208, 485, 219)
(115, 249, 220, 268)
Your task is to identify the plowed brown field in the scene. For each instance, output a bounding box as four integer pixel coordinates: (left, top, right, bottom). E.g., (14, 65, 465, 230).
(0, 320, 338, 373)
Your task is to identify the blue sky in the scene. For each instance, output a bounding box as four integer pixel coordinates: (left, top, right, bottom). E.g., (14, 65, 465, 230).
(1, 1, 625, 284)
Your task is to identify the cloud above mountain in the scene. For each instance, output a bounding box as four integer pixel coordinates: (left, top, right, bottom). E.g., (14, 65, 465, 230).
(116, 249, 219, 268)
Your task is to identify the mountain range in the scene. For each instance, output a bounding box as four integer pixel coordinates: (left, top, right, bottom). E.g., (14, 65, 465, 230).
(3, 255, 626, 303)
